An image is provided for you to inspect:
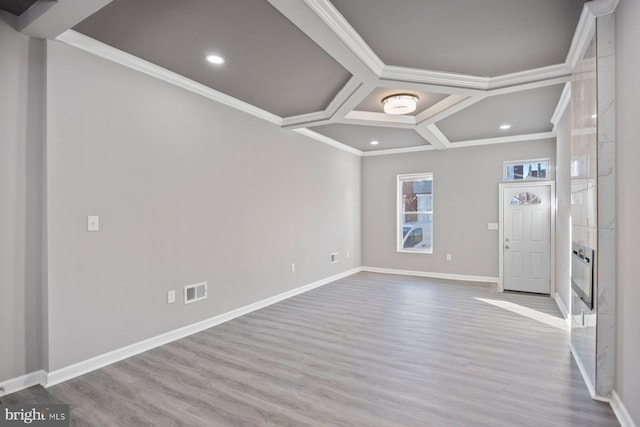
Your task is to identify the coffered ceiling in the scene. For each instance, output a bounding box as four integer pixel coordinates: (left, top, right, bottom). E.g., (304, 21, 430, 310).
(3, 0, 600, 155)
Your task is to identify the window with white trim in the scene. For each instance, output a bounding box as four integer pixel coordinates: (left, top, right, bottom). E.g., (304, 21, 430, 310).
(504, 159, 549, 181)
(397, 173, 433, 253)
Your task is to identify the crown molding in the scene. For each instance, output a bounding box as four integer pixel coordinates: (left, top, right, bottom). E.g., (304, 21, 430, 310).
(281, 111, 332, 128)
(415, 94, 469, 125)
(381, 65, 489, 89)
(488, 63, 570, 89)
(447, 132, 555, 149)
(282, 77, 362, 129)
(419, 96, 485, 127)
(56, 30, 283, 126)
(303, 0, 384, 75)
(361, 144, 435, 157)
(566, 4, 597, 71)
(550, 82, 572, 129)
(415, 124, 450, 149)
(293, 128, 363, 156)
(587, 0, 620, 17)
(325, 76, 363, 115)
(343, 110, 416, 126)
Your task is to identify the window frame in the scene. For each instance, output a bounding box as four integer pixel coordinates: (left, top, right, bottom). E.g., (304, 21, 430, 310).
(397, 172, 433, 254)
(503, 158, 550, 181)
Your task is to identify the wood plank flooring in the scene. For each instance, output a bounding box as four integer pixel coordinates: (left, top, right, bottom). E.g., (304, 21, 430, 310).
(2, 272, 618, 426)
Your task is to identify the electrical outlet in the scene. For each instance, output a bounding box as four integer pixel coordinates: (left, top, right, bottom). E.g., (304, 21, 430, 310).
(330, 252, 339, 263)
(167, 290, 176, 304)
(446, 254, 452, 261)
(87, 216, 99, 231)
(291, 263, 296, 272)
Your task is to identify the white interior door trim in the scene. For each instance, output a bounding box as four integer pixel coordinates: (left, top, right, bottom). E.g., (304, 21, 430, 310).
(498, 180, 556, 294)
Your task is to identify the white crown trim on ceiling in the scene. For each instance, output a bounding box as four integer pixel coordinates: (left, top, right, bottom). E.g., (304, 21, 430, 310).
(54, 0, 618, 157)
(302, 0, 384, 75)
(293, 128, 363, 156)
(550, 83, 572, 130)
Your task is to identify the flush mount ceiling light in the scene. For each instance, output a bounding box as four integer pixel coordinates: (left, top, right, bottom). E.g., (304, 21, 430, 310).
(205, 54, 225, 65)
(382, 94, 419, 115)
(370, 140, 379, 146)
(499, 123, 512, 130)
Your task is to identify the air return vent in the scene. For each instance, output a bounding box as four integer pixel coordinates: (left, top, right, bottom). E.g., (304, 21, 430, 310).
(184, 282, 207, 304)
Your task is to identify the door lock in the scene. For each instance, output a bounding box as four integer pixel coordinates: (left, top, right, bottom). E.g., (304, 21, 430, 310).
(505, 245, 510, 249)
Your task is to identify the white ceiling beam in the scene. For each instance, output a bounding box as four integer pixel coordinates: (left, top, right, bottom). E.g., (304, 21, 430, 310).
(381, 65, 489, 90)
(301, 0, 384, 76)
(487, 63, 570, 89)
(415, 95, 469, 125)
(446, 132, 555, 149)
(18, 0, 112, 39)
(362, 144, 436, 157)
(330, 80, 378, 119)
(419, 96, 485, 127)
(486, 75, 571, 97)
(343, 111, 415, 126)
(415, 124, 450, 150)
(281, 76, 362, 129)
(336, 116, 416, 129)
(376, 79, 482, 97)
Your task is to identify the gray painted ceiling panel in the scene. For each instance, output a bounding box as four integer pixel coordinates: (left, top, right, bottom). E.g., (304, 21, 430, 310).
(356, 88, 448, 115)
(437, 85, 564, 142)
(331, 0, 586, 76)
(74, 0, 352, 117)
(311, 123, 429, 152)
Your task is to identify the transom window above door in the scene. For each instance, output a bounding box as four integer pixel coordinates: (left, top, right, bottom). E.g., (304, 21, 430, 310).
(504, 159, 549, 181)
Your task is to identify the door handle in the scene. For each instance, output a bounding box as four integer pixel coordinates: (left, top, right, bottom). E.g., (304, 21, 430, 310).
(504, 245, 510, 249)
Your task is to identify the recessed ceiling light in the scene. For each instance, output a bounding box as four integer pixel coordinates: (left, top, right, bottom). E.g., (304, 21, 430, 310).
(370, 140, 379, 146)
(205, 55, 225, 65)
(382, 94, 419, 115)
(499, 124, 512, 130)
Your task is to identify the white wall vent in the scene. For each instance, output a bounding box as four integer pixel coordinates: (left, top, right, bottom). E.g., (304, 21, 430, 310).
(330, 252, 339, 263)
(184, 282, 207, 304)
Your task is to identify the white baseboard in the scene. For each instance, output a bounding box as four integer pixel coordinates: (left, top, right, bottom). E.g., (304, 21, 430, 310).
(46, 267, 362, 387)
(569, 344, 598, 399)
(0, 370, 47, 397)
(611, 390, 637, 427)
(361, 266, 498, 284)
(554, 293, 571, 325)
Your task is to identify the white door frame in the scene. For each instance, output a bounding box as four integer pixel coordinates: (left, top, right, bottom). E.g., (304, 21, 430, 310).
(498, 180, 556, 294)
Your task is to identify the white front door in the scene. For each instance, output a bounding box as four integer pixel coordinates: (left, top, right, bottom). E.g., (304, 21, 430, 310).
(502, 184, 551, 294)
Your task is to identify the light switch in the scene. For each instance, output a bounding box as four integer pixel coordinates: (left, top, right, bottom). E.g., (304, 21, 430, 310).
(168, 290, 176, 304)
(488, 223, 499, 230)
(88, 216, 99, 232)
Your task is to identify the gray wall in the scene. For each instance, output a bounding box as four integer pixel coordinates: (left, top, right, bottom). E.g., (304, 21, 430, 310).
(0, 18, 45, 381)
(362, 140, 555, 278)
(616, 1, 640, 423)
(555, 110, 571, 312)
(44, 40, 361, 370)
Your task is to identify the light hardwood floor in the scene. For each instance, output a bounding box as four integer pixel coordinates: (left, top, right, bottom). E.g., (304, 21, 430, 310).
(2, 272, 618, 426)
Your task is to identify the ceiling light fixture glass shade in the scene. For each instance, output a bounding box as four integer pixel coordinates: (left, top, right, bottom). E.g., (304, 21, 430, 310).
(382, 94, 419, 115)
